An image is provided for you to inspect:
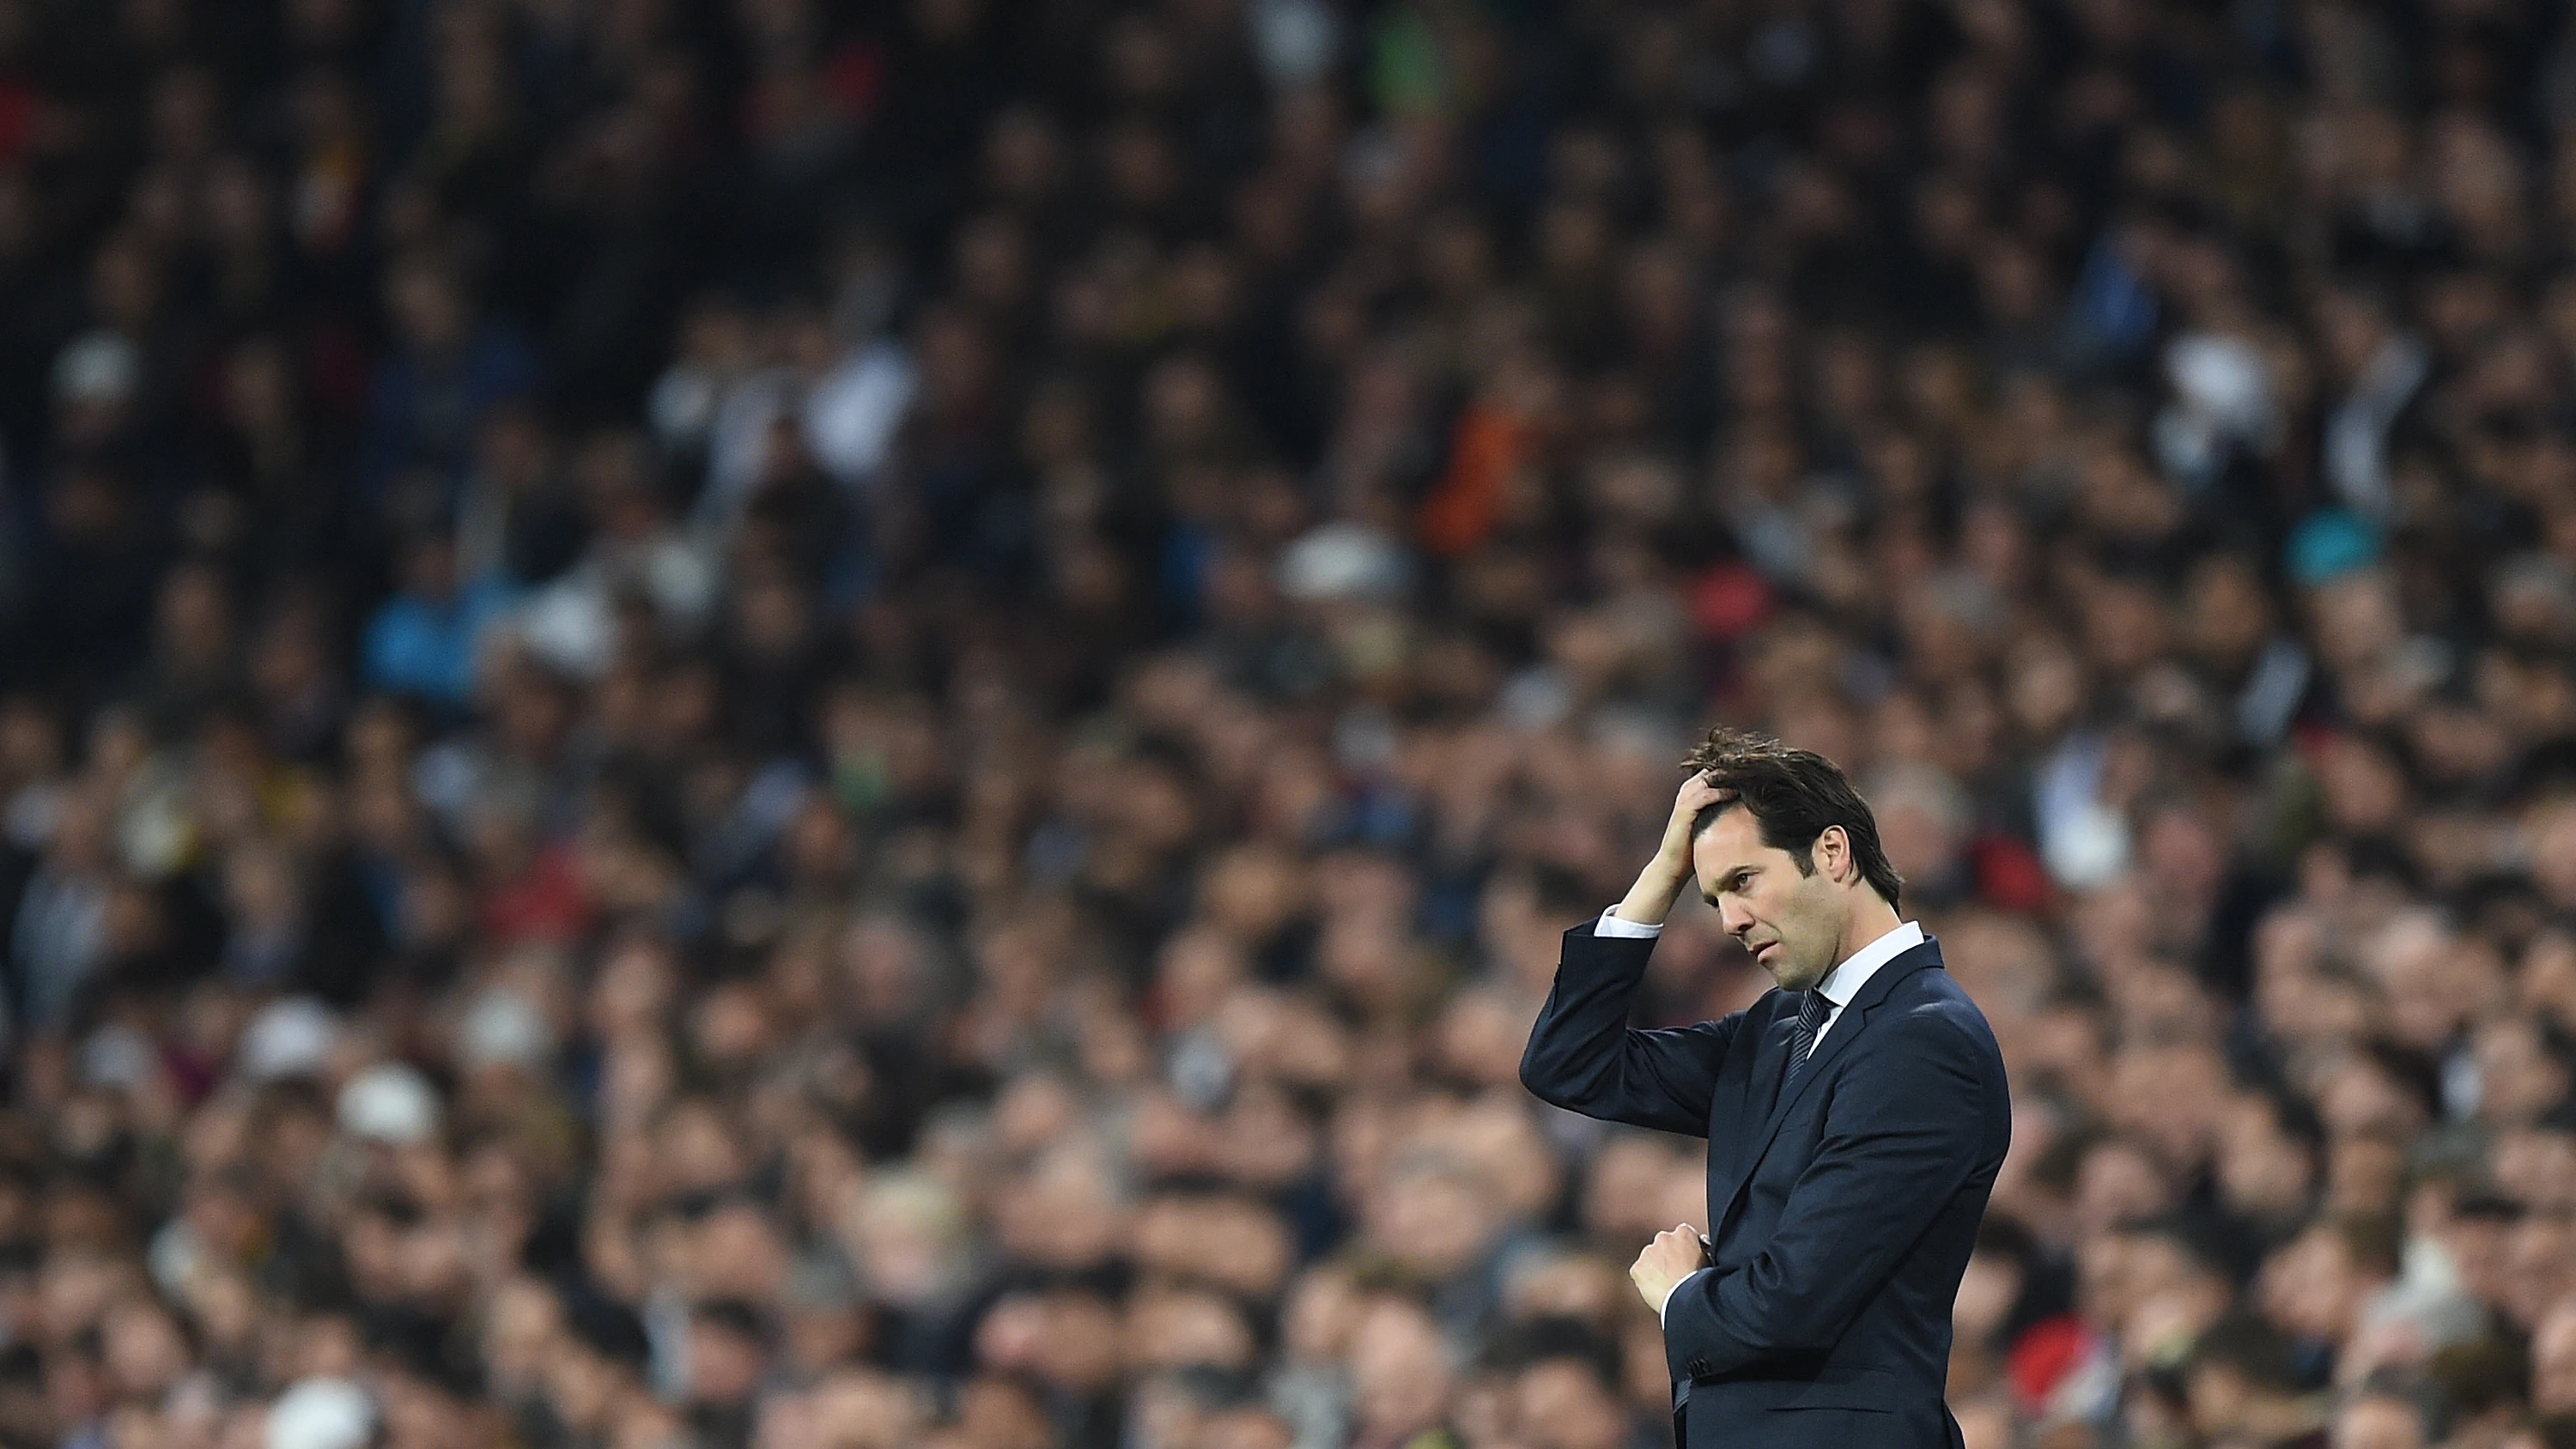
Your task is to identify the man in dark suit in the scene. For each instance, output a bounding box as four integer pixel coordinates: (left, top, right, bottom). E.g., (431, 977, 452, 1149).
(1521, 728, 2011, 1449)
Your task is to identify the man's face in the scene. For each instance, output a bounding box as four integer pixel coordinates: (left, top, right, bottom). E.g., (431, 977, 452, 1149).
(1692, 805, 1842, 991)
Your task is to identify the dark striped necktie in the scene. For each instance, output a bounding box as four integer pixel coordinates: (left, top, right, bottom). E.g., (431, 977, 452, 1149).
(1782, 989, 1832, 1099)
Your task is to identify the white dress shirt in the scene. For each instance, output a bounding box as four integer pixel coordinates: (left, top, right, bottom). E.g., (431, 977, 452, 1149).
(1593, 910, 1927, 1320)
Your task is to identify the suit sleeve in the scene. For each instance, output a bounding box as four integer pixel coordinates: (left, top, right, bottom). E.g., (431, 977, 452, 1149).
(1520, 924, 1744, 1137)
(1658, 1007, 1992, 1375)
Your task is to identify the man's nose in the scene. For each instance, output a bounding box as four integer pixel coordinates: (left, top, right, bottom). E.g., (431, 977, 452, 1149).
(1716, 896, 1751, 936)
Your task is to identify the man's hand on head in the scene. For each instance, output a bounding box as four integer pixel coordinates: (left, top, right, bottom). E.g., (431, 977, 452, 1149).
(1613, 774, 1732, 929)
(1629, 1223, 1712, 1316)
(1657, 773, 1730, 870)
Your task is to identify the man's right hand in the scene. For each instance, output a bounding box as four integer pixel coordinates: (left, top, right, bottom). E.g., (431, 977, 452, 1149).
(1608, 772, 1730, 929)
(1630, 1222, 1716, 1317)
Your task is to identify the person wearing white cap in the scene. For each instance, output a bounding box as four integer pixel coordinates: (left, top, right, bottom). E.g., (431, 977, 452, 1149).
(336, 1064, 443, 1148)
(237, 998, 343, 1082)
(265, 1378, 376, 1449)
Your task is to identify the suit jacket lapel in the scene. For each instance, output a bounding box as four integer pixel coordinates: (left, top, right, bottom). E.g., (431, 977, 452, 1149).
(1751, 1010, 1798, 1121)
(1712, 936, 1947, 1232)
(1755, 936, 1943, 1148)
(1706, 996, 1796, 1233)
(1717, 1004, 1797, 1185)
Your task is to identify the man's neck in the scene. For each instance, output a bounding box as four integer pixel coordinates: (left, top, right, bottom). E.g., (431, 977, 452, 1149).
(1832, 900, 1907, 968)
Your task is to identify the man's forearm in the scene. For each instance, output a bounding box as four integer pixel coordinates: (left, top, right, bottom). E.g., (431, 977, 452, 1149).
(1612, 851, 1693, 927)
(1617, 772, 1720, 927)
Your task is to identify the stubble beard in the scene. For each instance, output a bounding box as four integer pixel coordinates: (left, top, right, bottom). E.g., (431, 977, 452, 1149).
(1771, 950, 1831, 992)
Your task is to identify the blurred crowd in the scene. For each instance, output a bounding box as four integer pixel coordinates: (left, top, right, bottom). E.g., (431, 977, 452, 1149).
(3, 0, 2576, 1446)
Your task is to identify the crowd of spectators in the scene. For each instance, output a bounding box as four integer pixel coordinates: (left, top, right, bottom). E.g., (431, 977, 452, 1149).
(4, 0, 2576, 1446)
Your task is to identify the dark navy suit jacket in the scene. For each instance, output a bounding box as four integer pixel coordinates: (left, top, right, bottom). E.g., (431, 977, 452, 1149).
(1521, 923, 2010, 1449)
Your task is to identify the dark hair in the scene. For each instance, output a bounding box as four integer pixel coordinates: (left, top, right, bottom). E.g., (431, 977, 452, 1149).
(1496, 1315, 1623, 1394)
(2266, 1088, 2329, 1157)
(2120, 1215, 2233, 1285)
(2348, 1373, 2446, 1445)
(2425, 1335, 2529, 1418)
(692, 1298, 772, 1346)
(1972, 1216, 2038, 1266)
(1682, 727, 1904, 908)
(2324, 1213, 2405, 1279)
(2189, 1311, 2295, 1389)
(2360, 1038, 2445, 1126)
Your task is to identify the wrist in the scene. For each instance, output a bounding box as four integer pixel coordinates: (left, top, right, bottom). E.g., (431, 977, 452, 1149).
(1614, 857, 1692, 927)
(1656, 1266, 1698, 1323)
(1659, 847, 1697, 888)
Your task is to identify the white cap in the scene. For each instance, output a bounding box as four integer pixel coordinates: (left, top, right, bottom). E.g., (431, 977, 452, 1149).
(238, 998, 341, 1081)
(53, 330, 140, 404)
(2166, 332, 2275, 438)
(458, 987, 553, 1070)
(79, 1025, 157, 1089)
(335, 1064, 441, 1146)
(266, 1379, 374, 1449)
(1277, 522, 1413, 603)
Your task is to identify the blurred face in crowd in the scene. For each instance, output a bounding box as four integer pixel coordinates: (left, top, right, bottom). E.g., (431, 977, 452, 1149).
(2472, 1019, 2573, 1125)
(2492, 1125, 2576, 1211)
(2523, 934, 2576, 1033)
(2535, 1300, 2576, 1414)
(1366, 1158, 1504, 1282)
(1514, 1358, 1629, 1449)
(2503, 1215, 2576, 1329)
(2260, 1226, 2384, 1344)
(1277, 1266, 1360, 1366)
(2075, 1137, 2177, 1240)
(2216, 1095, 2316, 1222)
(2436, 1207, 2518, 1311)
(1953, 1394, 2016, 1449)
(687, 1315, 766, 1406)
(948, 1375, 1048, 1449)
(809, 1370, 928, 1449)
(1348, 1300, 1451, 1445)
(1692, 805, 1869, 991)
(1953, 1243, 2023, 1349)
(1200, 1406, 1292, 1449)
(2331, 1393, 2427, 1449)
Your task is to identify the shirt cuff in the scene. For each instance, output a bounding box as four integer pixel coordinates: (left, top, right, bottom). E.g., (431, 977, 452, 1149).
(1595, 907, 1663, 939)
(1658, 1266, 1707, 1324)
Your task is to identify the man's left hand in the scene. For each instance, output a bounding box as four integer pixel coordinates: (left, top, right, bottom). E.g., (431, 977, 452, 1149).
(1630, 1224, 1711, 1314)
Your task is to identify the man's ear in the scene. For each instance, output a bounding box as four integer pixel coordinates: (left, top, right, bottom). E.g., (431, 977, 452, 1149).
(1814, 825, 1850, 884)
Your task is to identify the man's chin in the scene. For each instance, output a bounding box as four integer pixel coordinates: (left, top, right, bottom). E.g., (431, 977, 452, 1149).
(1771, 961, 1826, 991)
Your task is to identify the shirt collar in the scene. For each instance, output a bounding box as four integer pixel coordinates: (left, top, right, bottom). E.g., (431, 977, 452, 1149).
(1815, 919, 1924, 1008)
